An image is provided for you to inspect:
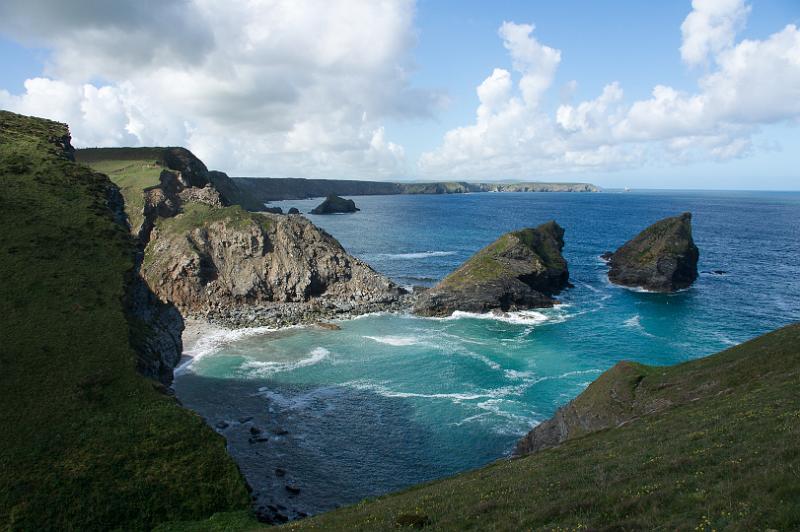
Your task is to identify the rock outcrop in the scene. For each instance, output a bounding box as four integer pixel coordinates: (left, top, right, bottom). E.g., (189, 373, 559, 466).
(310, 194, 359, 214)
(604, 212, 699, 292)
(142, 205, 403, 325)
(413, 221, 569, 317)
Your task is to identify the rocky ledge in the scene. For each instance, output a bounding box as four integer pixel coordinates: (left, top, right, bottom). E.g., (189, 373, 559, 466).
(310, 194, 359, 214)
(142, 205, 404, 326)
(413, 221, 570, 317)
(603, 212, 699, 292)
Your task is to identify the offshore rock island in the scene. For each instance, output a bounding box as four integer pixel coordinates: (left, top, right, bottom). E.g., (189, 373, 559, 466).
(414, 221, 570, 317)
(603, 212, 699, 292)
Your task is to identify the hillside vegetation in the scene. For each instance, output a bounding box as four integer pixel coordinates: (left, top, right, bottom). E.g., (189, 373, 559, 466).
(0, 111, 250, 530)
(163, 323, 799, 531)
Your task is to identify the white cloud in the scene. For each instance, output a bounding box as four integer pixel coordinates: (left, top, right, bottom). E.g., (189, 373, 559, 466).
(680, 0, 750, 67)
(0, 0, 432, 178)
(420, 2, 800, 179)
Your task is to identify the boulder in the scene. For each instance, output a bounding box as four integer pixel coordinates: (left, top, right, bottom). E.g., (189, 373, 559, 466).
(288, 207, 300, 214)
(310, 194, 359, 214)
(605, 212, 698, 292)
(413, 221, 569, 316)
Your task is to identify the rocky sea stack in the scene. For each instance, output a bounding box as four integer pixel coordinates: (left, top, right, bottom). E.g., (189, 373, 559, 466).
(603, 212, 699, 292)
(413, 221, 569, 317)
(310, 194, 359, 214)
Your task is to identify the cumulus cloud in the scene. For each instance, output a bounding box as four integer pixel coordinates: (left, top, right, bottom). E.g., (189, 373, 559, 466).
(420, 2, 800, 179)
(680, 0, 750, 67)
(0, 0, 432, 178)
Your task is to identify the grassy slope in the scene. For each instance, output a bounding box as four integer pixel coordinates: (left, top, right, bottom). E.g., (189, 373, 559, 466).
(438, 224, 561, 290)
(0, 111, 250, 530)
(76, 156, 163, 233)
(165, 323, 799, 531)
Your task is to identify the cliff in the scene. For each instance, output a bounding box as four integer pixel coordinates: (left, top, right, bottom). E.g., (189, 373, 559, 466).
(604, 212, 699, 292)
(414, 221, 569, 316)
(141, 203, 403, 326)
(0, 111, 249, 529)
(231, 322, 800, 531)
(233, 176, 600, 205)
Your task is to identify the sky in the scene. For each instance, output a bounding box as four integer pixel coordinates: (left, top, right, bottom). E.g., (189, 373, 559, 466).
(0, 0, 798, 189)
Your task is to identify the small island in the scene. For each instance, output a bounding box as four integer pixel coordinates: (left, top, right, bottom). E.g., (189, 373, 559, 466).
(310, 194, 359, 214)
(413, 221, 569, 316)
(603, 212, 699, 292)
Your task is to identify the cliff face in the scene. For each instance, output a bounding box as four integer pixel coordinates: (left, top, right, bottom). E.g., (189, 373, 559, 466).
(141, 204, 403, 324)
(0, 111, 249, 530)
(414, 221, 569, 316)
(605, 212, 699, 292)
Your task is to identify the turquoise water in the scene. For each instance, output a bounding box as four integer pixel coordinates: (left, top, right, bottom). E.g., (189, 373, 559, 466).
(173, 191, 800, 518)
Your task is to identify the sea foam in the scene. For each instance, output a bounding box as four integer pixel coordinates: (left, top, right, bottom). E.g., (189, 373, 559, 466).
(238, 347, 331, 378)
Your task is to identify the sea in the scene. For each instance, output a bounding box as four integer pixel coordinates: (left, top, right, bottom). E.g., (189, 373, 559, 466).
(173, 190, 800, 518)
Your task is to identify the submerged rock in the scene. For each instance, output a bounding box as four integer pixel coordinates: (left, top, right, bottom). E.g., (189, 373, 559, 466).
(310, 194, 359, 214)
(413, 221, 569, 317)
(288, 207, 300, 215)
(605, 212, 699, 292)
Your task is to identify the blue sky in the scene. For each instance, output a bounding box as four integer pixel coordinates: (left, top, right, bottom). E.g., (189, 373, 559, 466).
(1, 1, 799, 189)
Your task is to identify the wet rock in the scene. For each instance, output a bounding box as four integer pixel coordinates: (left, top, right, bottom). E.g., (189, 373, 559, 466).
(285, 485, 301, 495)
(274, 467, 286, 477)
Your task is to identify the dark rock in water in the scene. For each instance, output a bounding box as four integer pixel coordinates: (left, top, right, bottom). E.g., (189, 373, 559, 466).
(600, 251, 613, 261)
(249, 426, 262, 435)
(702, 269, 728, 275)
(273, 428, 289, 436)
(262, 206, 283, 214)
(274, 467, 286, 477)
(413, 221, 569, 317)
(288, 207, 300, 214)
(605, 212, 699, 292)
(310, 194, 359, 214)
(285, 485, 301, 495)
(215, 420, 229, 430)
(238, 416, 253, 424)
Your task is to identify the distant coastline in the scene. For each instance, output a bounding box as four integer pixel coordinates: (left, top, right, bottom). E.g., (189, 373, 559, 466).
(232, 176, 600, 202)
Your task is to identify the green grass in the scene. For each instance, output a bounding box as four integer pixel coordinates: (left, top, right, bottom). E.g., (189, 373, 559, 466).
(76, 157, 163, 234)
(166, 323, 800, 531)
(154, 202, 272, 236)
(438, 223, 563, 291)
(0, 111, 251, 530)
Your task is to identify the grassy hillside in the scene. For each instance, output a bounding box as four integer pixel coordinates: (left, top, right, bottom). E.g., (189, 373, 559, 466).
(163, 323, 799, 531)
(0, 111, 250, 530)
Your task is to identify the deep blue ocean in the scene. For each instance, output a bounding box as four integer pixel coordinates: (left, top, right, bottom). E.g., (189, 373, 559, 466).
(174, 190, 800, 517)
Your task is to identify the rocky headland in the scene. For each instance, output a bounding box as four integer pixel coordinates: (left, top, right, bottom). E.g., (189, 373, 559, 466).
(413, 221, 570, 316)
(233, 176, 600, 204)
(603, 212, 699, 292)
(141, 204, 403, 327)
(310, 194, 359, 214)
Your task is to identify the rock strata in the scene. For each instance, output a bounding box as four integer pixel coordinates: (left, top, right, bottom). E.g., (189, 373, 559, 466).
(413, 221, 569, 316)
(310, 194, 359, 214)
(605, 212, 699, 292)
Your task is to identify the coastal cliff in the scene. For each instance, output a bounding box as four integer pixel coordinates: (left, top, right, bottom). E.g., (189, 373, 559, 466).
(414, 221, 569, 316)
(0, 111, 249, 530)
(141, 203, 403, 326)
(233, 176, 599, 205)
(604, 212, 699, 292)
